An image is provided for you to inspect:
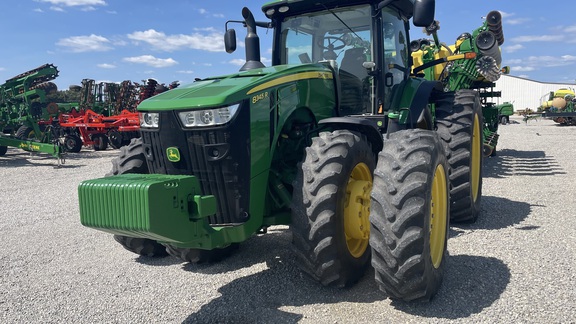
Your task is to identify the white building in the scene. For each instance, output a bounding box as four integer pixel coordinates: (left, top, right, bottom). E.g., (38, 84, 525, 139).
(488, 75, 575, 112)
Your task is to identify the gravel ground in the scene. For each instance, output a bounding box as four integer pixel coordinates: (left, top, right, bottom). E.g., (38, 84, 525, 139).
(1, 115, 575, 323)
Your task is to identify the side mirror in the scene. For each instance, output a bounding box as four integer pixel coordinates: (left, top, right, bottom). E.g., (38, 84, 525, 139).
(413, 0, 435, 27)
(224, 29, 237, 54)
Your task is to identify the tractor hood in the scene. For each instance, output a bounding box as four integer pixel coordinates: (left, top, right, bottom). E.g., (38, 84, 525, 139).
(138, 63, 334, 111)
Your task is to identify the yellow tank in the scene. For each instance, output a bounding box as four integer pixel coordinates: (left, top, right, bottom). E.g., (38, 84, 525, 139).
(411, 44, 454, 80)
(542, 89, 575, 110)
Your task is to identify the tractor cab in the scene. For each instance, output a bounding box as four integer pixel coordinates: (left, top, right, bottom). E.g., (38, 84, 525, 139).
(262, 0, 433, 117)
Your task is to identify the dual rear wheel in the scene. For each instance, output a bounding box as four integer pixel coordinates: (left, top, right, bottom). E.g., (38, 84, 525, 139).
(291, 129, 449, 301)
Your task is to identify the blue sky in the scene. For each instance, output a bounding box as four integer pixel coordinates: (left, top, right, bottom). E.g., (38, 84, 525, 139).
(1, 0, 575, 91)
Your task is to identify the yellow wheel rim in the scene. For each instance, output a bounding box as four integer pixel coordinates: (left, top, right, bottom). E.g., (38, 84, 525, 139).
(344, 162, 372, 258)
(430, 164, 448, 269)
(471, 113, 481, 203)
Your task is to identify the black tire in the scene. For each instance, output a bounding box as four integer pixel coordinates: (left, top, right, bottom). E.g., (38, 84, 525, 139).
(16, 126, 35, 140)
(370, 129, 450, 302)
(291, 130, 376, 287)
(500, 116, 508, 125)
(92, 133, 108, 151)
(108, 130, 123, 149)
(108, 137, 148, 175)
(0, 146, 7, 156)
(436, 89, 483, 223)
(64, 134, 83, 153)
(164, 243, 240, 263)
(113, 235, 168, 257)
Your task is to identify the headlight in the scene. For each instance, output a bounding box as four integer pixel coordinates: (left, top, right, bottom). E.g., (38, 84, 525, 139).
(139, 112, 159, 128)
(178, 104, 240, 128)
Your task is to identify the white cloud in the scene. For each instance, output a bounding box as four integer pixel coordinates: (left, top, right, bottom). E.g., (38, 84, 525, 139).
(127, 28, 223, 52)
(566, 25, 576, 33)
(35, 0, 106, 6)
(228, 59, 245, 66)
(506, 59, 523, 64)
(97, 63, 116, 69)
(504, 44, 524, 53)
(50, 6, 65, 12)
(56, 34, 112, 52)
(123, 55, 178, 68)
(506, 18, 530, 25)
(176, 70, 195, 74)
(511, 35, 564, 42)
(508, 55, 576, 74)
(511, 66, 535, 72)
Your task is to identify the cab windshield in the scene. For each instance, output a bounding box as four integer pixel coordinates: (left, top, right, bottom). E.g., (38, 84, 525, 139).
(279, 5, 373, 115)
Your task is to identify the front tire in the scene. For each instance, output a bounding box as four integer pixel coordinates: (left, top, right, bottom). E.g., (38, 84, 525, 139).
(0, 146, 7, 156)
(436, 89, 483, 223)
(291, 130, 375, 287)
(164, 244, 240, 263)
(370, 129, 449, 301)
(113, 235, 168, 257)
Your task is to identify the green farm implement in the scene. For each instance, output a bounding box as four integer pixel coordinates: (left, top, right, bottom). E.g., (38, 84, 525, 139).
(541, 88, 576, 125)
(0, 64, 66, 162)
(411, 9, 509, 158)
(79, 0, 488, 301)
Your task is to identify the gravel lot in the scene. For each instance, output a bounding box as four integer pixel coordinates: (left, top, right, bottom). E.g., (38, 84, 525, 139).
(1, 115, 575, 323)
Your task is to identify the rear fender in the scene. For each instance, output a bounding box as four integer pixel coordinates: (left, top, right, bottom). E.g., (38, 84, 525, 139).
(388, 79, 442, 133)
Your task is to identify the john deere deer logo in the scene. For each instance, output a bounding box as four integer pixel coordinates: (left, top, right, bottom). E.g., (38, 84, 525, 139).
(166, 147, 181, 162)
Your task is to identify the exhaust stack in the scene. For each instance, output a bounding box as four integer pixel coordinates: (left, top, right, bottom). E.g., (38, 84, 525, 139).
(239, 7, 265, 71)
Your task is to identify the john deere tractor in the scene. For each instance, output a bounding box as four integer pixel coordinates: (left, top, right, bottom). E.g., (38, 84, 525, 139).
(78, 0, 480, 301)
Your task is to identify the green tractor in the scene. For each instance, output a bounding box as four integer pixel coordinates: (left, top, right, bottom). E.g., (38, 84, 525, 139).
(79, 0, 480, 301)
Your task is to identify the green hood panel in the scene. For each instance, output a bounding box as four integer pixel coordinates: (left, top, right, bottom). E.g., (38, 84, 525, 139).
(137, 64, 334, 111)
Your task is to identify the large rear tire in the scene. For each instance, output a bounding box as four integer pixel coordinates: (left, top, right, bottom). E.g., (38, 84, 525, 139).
(436, 89, 483, 223)
(370, 129, 449, 301)
(291, 130, 375, 287)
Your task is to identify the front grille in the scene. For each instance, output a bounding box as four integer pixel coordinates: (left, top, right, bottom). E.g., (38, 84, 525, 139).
(141, 105, 250, 225)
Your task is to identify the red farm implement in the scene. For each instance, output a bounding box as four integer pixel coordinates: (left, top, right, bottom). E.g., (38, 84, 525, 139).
(59, 108, 139, 151)
(58, 78, 178, 152)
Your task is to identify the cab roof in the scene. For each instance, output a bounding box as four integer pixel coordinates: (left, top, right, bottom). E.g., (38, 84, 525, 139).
(261, 0, 415, 20)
